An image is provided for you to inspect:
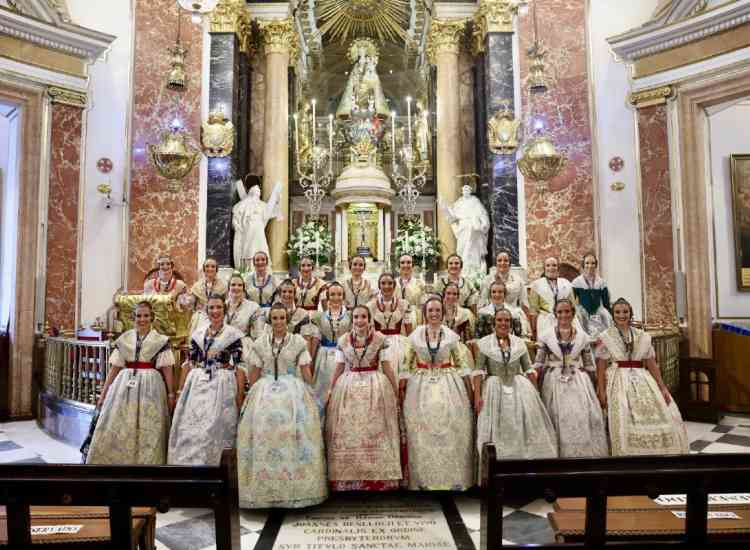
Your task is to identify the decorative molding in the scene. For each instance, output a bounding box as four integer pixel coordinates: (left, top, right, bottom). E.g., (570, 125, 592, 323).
(649, 0, 708, 27)
(0, 4, 115, 61)
(433, 2, 478, 20)
(258, 16, 299, 61)
(209, 0, 252, 53)
(47, 84, 86, 108)
(629, 85, 675, 108)
(426, 18, 467, 64)
(608, 1, 750, 64)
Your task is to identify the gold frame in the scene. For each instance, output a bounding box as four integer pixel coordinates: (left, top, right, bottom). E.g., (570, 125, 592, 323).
(730, 154, 750, 292)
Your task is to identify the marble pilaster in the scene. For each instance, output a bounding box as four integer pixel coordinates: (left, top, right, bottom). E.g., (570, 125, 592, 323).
(637, 104, 677, 326)
(46, 101, 84, 332)
(128, 0, 202, 286)
(206, 3, 251, 267)
(429, 18, 466, 264)
(259, 17, 296, 271)
(518, 0, 596, 278)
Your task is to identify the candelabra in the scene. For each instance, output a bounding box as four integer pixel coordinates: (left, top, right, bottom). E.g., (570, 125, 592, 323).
(391, 97, 427, 217)
(293, 99, 334, 219)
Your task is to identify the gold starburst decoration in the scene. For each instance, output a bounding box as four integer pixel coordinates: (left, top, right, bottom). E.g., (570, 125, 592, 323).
(316, 0, 409, 44)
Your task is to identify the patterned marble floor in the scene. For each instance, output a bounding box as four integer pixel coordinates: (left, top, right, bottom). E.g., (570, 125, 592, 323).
(2, 414, 750, 550)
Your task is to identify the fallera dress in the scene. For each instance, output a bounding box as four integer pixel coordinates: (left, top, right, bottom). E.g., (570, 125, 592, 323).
(596, 326, 688, 456)
(326, 330, 402, 491)
(474, 333, 558, 466)
(528, 276, 579, 336)
(167, 324, 244, 466)
(309, 308, 352, 412)
(367, 295, 411, 376)
(187, 277, 228, 335)
(401, 326, 475, 491)
(86, 329, 173, 465)
(534, 328, 608, 458)
(237, 332, 328, 508)
(571, 274, 613, 337)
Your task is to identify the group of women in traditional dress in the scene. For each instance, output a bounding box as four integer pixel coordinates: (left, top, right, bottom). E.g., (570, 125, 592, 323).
(85, 249, 688, 508)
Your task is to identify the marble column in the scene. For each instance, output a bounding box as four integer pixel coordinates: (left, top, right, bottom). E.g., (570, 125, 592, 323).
(632, 88, 678, 327)
(259, 17, 296, 271)
(473, 0, 520, 263)
(207, 1, 251, 267)
(429, 19, 466, 265)
(46, 90, 86, 333)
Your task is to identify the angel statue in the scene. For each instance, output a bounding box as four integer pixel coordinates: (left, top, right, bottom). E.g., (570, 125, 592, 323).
(232, 180, 283, 269)
(336, 38, 390, 120)
(438, 185, 491, 274)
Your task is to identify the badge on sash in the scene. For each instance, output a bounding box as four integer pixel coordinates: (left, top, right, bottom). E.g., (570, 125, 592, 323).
(126, 378, 138, 389)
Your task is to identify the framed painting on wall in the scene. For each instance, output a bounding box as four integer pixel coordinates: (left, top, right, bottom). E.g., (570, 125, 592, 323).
(730, 154, 750, 291)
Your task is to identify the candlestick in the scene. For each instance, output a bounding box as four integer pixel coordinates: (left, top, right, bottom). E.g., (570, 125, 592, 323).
(328, 114, 333, 174)
(406, 96, 412, 154)
(311, 99, 316, 178)
(391, 111, 396, 168)
(293, 112, 299, 160)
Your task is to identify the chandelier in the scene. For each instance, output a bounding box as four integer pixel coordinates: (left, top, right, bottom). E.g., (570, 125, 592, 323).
(517, 0, 566, 192)
(293, 99, 335, 219)
(391, 97, 427, 217)
(177, 0, 219, 24)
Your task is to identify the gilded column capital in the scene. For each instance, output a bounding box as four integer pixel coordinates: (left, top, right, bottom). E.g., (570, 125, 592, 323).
(209, 0, 253, 53)
(427, 18, 468, 65)
(258, 17, 299, 61)
(472, 0, 520, 55)
(628, 85, 676, 109)
(47, 86, 87, 109)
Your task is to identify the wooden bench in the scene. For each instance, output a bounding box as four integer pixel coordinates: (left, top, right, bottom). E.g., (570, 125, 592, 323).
(1, 507, 155, 548)
(479, 444, 750, 549)
(0, 450, 240, 549)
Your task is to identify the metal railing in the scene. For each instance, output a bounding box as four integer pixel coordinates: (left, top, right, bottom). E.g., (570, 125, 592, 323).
(44, 337, 111, 406)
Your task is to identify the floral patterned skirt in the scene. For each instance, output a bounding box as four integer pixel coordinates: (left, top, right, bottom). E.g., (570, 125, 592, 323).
(237, 375, 328, 508)
(542, 367, 608, 457)
(606, 367, 688, 456)
(403, 370, 474, 491)
(326, 370, 401, 490)
(167, 368, 238, 466)
(87, 369, 169, 465)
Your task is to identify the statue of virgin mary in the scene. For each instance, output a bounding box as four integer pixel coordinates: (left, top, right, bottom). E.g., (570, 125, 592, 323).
(336, 38, 390, 120)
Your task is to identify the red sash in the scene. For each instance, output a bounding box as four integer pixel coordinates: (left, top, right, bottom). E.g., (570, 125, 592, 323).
(350, 366, 378, 372)
(380, 328, 402, 335)
(125, 361, 155, 370)
(617, 360, 643, 369)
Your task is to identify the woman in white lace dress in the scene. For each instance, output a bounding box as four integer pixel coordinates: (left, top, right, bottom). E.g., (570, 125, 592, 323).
(473, 308, 557, 468)
(595, 298, 688, 456)
(534, 299, 608, 457)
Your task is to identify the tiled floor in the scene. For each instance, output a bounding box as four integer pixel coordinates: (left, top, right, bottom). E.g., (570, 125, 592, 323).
(2, 414, 750, 550)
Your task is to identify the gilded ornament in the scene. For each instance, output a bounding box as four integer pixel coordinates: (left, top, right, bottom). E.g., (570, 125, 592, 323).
(201, 110, 235, 157)
(527, 42, 548, 94)
(148, 128, 201, 193)
(115, 293, 190, 347)
(258, 17, 299, 62)
(208, 0, 247, 33)
(316, 0, 409, 44)
(427, 19, 468, 65)
(167, 43, 188, 90)
(610, 181, 626, 192)
(628, 86, 675, 108)
(47, 86, 87, 109)
(517, 135, 567, 192)
(472, 0, 520, 54)
(487, 100, 520, 155)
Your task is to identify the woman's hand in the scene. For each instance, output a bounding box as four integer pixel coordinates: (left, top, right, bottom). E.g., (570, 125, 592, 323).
(474, 394, 483, 415)
(526, 371, 538, 389)
(167, 393, 176, 413)
(96, 392, 107, 410)
(597, 385, 607, 409)
(660, 385, 672, 405)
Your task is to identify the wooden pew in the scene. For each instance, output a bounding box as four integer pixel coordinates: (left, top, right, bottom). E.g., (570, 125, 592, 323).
(480, 444, 750, 549)
(0, 449, 240, 550)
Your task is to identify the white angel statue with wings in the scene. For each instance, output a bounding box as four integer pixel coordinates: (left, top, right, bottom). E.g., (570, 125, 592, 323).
(232, 180, 283, 269)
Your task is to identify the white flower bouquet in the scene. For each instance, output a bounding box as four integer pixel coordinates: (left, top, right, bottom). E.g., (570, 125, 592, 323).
(393, 220, 441, 269)
(287, 221, 334, 266)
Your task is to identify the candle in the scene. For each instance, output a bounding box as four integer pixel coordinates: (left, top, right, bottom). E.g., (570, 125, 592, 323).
(328, 114, 333, 174)
(391, 111, 396, 167)
(293, 113, 299, 159)
(406, 96, 412, 153)
(311, 99, 316, 146)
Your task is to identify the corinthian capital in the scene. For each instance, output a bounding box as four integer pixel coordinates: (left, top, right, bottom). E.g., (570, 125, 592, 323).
(472, 0, 520, 54)
(258, 17, 299, 60)
(427, 19, 468, 65)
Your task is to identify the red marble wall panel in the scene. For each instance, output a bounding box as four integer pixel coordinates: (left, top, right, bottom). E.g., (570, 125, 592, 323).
(518, 0, 596, 278)
(46, 104, 83, 331)
(128, 0, 202, 288)
(638, 104, 677, 326)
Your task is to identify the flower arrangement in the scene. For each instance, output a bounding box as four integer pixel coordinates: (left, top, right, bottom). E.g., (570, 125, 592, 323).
(393, 219, 441, 270)
(287, 220, 334, 266)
